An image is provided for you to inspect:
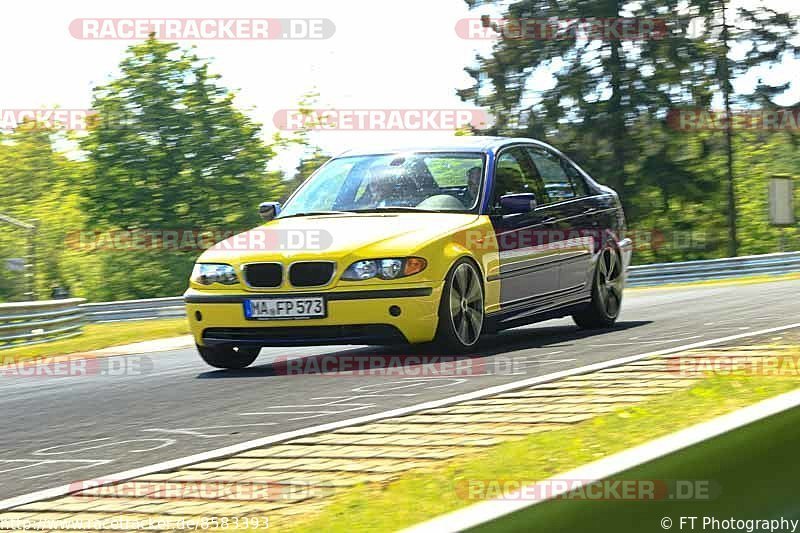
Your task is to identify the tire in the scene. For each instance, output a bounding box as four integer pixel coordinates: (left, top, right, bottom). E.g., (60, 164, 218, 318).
(197, 344, 260, 369)
(434, 258, 485, 352)
(572, 246, 624, 329)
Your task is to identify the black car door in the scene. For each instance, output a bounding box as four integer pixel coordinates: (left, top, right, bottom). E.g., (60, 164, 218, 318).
(525, 146, 595, 292)
(488, 146, 561, 309)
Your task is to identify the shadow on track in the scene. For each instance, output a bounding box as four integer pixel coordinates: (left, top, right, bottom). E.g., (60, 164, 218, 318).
(196, 320, 652, 379)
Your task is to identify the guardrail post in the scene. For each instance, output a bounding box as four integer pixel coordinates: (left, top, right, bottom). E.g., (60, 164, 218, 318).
(25, 221, 38, 301)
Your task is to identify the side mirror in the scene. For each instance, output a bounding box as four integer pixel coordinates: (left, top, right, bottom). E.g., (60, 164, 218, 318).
(259, 201, 281, 222)
(499, 193, 537, 215)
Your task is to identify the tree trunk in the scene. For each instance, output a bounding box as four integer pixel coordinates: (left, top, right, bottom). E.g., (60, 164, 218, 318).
(607, 0, 628, 199)
(720, 0, 738, 257)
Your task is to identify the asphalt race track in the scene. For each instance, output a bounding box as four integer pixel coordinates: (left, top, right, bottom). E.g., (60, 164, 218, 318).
(2, 279, 798, 500)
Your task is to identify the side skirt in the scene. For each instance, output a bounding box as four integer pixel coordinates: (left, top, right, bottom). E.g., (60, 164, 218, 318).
(484, 296, 591, 333)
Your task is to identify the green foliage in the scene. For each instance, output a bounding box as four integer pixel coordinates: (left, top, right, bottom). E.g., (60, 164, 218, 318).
(0, 38, 334, 302)
(424, 157, 479, 187)
(0, 123, 90, 301)
(73, 37, 284, 301)
(0, 37, 292, 302)
(459, 0, 799, 263)
(81, 37, 282, 229)
(2, 12, 799, 303)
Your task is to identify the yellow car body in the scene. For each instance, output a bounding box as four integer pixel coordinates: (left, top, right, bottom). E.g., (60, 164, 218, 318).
(186, 212, 501, 345)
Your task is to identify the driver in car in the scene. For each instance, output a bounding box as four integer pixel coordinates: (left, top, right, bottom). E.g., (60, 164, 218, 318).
(356, 171, 399, 208)
(463, 166, 482, 208)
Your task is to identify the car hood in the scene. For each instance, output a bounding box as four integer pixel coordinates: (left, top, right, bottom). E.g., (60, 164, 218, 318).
(197, 212, 480, 264)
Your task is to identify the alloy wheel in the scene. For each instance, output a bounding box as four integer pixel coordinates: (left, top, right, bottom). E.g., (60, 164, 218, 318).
(597, 248, 623, 318)
(448, 262, 484, 346)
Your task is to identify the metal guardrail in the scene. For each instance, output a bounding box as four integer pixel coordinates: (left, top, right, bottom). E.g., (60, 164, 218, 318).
(627, 251, 800, 287)
(0, 298, 87, 351)
(3, 252, 797, 334)
(80, 296, 186, 323)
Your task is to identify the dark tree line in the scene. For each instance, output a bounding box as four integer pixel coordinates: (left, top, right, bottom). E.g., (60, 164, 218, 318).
(459, 0, 799, 259)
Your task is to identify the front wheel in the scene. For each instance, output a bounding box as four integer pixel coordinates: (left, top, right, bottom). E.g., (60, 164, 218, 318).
(572, 246, 624, 329)
(197, 345, 260, 369)
(434, 259, 485, 352)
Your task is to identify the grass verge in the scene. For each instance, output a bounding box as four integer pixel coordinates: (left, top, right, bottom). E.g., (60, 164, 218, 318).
(475, 402, 800, 533)
(4, 318, 190, 361)
(285, 371, 800, 532)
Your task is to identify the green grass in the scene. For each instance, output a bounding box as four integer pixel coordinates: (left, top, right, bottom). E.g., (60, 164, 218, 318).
(285, 372, 800, 532)
(4, 318, 190, 361)
(479, 400, 800, 533)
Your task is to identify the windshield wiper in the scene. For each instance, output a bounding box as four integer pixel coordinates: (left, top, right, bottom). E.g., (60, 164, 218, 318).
(350, 207, 443, 213)
(278, 210, 356, 218)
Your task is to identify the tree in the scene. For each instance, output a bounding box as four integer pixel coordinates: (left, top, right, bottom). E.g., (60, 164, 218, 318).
(458, 2, 664, 196)
(459, 1, 721, 256)
(82, 36, 281, 230)
(460, 0, 798, 260)
(79, 36, 284, 299)
(0, 122, 87, 301)
(689, 0, 799, 256)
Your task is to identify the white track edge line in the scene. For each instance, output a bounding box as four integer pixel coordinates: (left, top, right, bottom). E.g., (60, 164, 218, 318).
(401, 386, 800, 533)
(1, 322, 798, 512)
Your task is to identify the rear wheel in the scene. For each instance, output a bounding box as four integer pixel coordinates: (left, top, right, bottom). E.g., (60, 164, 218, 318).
(197, 345, 260, 369)
(434, 259, 484, 352)
(572, 246, 624, 329)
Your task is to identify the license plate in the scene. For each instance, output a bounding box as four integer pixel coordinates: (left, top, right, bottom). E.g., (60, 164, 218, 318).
(244, 297, 326, 320)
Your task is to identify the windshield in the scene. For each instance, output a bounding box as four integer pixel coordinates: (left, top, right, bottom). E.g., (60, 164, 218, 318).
(279, 152, 485, 217)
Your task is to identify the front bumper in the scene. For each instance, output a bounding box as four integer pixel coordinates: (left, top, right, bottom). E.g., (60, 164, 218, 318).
(185, 283, 443, 347)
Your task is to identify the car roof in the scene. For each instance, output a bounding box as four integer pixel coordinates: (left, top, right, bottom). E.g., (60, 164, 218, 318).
(335, 136, 551, 157)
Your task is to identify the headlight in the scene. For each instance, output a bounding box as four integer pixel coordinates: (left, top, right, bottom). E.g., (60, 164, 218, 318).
(191, 263, 239, 285)
(341, 257, 427, 281)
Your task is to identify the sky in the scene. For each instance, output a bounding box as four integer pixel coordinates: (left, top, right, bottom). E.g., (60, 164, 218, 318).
(1, 0, 798, 173)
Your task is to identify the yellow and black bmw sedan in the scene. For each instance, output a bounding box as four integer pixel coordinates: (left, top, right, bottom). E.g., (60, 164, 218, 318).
(185, 137, 632, 368)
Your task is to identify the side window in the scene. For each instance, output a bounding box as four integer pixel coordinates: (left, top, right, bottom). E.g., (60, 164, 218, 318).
(527, 147, 575, 203)
(491, 147, 545, 209)
(563, 159, 590, 197)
